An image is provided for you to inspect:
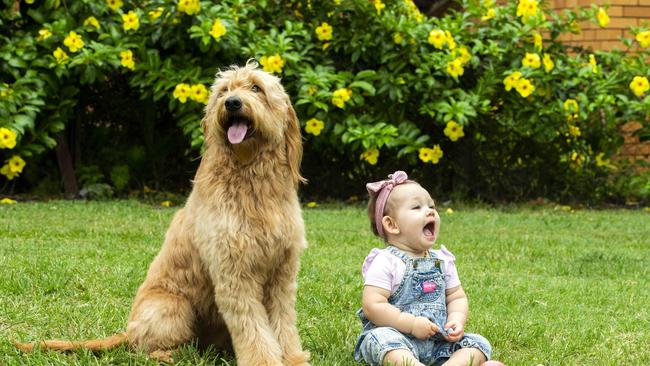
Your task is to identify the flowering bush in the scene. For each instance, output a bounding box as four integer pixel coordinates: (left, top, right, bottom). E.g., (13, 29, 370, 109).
(1, 0, 649, 201)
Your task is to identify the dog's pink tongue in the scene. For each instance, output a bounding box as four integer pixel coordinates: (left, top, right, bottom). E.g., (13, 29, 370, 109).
(227, 122, 248, 144)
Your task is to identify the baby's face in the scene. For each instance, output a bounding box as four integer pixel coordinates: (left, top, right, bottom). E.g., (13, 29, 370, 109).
(386, 183, 440, 252)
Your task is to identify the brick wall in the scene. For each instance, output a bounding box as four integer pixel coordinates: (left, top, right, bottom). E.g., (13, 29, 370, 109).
(548, 0, 650, 164)
(550, 0, 650, 50)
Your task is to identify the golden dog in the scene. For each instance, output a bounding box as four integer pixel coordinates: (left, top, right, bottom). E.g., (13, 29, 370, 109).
(15, 62, 310, 366)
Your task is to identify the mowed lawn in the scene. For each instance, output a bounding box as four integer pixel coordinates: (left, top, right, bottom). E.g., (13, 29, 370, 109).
(1, 201, 649, 365)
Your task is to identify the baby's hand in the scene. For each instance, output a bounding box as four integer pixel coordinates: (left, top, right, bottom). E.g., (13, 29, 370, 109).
(443, 320, 464, 342)
(411, 316, 439, 340)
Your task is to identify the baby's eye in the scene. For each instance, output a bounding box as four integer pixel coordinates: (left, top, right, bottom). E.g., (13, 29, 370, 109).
(412, 205, 420, 210)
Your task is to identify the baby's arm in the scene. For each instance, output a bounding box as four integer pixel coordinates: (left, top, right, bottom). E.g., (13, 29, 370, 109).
(362, 285, 439, 340)
(444, 285, 468, 342)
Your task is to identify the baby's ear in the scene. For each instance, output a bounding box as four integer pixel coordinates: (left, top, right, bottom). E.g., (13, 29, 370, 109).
(382, 216, 400, 235)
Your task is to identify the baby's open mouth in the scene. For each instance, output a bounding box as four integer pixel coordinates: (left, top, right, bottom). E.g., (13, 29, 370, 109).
(423, 222, 436, 239)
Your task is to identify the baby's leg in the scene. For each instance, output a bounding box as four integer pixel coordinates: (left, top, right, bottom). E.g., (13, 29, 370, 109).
(442, 347, 486, 366)
(384, 349, 426, 366)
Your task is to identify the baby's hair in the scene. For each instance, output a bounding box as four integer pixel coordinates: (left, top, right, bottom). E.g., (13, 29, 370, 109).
(367, 180, 420, 239)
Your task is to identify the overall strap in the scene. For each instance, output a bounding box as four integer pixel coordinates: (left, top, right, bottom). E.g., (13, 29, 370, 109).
(386, 245, 412, 263)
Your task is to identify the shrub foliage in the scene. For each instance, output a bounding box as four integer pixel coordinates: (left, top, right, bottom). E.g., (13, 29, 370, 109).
(1, 0, 649, 201)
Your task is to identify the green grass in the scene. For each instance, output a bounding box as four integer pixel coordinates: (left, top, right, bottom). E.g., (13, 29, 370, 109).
(1, 201, 649, 365)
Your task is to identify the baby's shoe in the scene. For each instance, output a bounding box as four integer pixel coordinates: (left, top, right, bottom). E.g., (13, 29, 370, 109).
(483, 361, 506, 366)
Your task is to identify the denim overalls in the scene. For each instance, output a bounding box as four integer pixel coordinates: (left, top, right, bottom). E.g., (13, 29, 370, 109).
(354, 246, 492, 366)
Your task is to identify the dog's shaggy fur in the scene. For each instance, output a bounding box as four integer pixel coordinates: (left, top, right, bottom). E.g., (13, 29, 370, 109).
(14, 63, 310, 366)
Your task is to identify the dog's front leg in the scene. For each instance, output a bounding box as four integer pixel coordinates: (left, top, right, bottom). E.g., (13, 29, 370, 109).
(213, 274, 283, 366)
(266, 248, 310, 366)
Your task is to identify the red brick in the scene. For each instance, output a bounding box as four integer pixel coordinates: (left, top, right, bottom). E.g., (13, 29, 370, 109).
(606, 17, 639, 28)
(608, 0, 639, 5)
(623, 6, 650, 17)
(592, 29, 624, 40)
(607, 6, 624, 16)
(621, 121, 643, 132)
(600, 40, 626, 50)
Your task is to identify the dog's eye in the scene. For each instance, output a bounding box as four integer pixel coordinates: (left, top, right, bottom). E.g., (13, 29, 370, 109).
(251, 85, 261, 93)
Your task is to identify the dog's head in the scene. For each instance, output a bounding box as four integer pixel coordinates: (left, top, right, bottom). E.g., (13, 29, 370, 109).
(202, 61, 304, 184)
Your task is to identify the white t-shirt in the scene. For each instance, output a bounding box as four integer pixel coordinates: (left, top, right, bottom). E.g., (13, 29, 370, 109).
(362, 245, 461, 294)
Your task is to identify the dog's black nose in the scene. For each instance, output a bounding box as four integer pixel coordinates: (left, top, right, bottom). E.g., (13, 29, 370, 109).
(225, 96, 242, 112)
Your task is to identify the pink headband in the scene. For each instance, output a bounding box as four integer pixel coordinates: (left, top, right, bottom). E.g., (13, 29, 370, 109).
(366, 171, 411, 238)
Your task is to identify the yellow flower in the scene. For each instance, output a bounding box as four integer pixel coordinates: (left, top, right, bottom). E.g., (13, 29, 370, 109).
(597, 7, 609, 28)
(106, 0, 123, 11)
(161, 200, 172, 207)
(445, 31, 456, 50)
(177, 0, 201, 15)
(589, 54, 598, 73)
(446, 207, 454, 214)
(315, 22, 333, 41)
(8, 155, 25, 173)
(563, 99, 578, 113)
(84, 16, 100, 29)
(570, 151, 585, 166)
(481, 8, 495, 21)
(393, 32, 403, 44)
(522, 52, 541, 69)
(304, 118, 325, 136)
(629, 76, 650, 97)
(0, 197, 16, 204)
(428, 29, 447, 49)
(515, 78, 534, 98)
(360, 148, 379, 165)
(503, 71, 522, 91)
(443, 120, 465, 141)
(533, 32, 542, 51)
(373, 0, 385, 15)
(306, 201, 318, 208)
(430, 145, 443, 164)
(53, 47, 68, 63)
(332, 88, 352, 109)
(543, 53, 554, 72)
(568, 125, 581, 137)
(259, 54, 285, 74)
(446, 58, 464, 79)
(173, 83, 191, 103)
(0, 164, 18, 180)
(210, 19, 227, 40)
(190, 84, 209, 104)
(0, 84, 9, 98)
(119, 50, 135, 70)
(419, 147, 434, 163)
(37, 28, 52, 41)
(63, 31, 84, 52)
(148, 7, 164, 20)
(122, 11, 140, 31)
(516, 0, 538, 19)
(636, 31, 650, 48)
(595, 152, 609, 167)
(0, 128, 17, 149)
(25, 0, 35, 4)
(453, 46, 471, 64)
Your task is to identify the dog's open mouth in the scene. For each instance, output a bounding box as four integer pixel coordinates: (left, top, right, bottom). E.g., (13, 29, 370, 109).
(226, 116, 253, 145)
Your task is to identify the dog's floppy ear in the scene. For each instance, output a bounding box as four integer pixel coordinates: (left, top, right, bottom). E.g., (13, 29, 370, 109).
(286, 101, 306, 186)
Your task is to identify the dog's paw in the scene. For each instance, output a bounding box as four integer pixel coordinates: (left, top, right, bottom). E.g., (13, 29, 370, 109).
(284, 350, 311, 366)
(149, 349, 175, 364)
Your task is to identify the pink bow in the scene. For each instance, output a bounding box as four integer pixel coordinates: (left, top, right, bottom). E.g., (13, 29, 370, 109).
(366, 171, 410, 238)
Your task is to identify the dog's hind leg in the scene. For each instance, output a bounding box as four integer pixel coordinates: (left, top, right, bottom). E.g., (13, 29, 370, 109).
(126, 288, 196, 357)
